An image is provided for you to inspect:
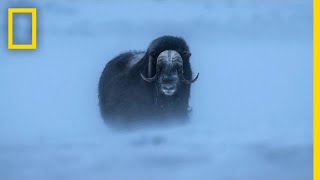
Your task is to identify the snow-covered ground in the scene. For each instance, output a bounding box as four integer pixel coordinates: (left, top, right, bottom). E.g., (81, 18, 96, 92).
(0, 0, 313, 179)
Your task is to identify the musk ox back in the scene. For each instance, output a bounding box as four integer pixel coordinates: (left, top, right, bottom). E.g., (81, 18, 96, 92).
(98, 36, 198, 126)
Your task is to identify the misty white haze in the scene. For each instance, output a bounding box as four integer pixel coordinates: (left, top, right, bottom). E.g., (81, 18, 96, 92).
(0, 0, 313, 179)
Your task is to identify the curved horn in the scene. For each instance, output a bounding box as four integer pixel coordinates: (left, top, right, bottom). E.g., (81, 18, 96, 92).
(140, 72, 158, 82)
(179, 68, 199, 84)
(181, 73, 199, 84)
(140, 66, 160, 83)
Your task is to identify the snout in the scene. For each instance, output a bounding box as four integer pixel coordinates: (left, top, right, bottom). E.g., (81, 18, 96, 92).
(161, 83, 177, 96)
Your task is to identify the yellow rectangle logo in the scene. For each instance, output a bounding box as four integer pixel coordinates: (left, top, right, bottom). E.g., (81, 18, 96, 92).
(8, 8, 37, 50)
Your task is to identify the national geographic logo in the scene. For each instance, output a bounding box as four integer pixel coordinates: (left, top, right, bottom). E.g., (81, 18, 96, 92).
(8, 8, 37, 50)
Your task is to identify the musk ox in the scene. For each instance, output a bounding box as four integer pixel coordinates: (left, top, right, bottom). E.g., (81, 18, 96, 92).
(98, 36, 198, 125)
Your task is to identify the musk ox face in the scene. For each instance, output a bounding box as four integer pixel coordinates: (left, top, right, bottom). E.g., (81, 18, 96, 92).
(140, 49, 199, 96)
(156, 50, 182, 96)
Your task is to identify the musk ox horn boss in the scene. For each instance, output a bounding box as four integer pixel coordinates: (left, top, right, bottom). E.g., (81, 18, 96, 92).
(98, 36, 199, 126)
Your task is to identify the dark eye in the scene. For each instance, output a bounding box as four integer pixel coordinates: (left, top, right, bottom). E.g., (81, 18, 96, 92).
(171, 69, 178, 75)
(159, 61, 166, 67)
(174, 62, 182, 69)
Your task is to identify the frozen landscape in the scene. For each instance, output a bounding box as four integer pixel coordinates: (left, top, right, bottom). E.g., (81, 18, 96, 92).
(0, 0, 313, 179)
